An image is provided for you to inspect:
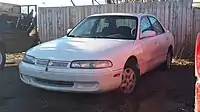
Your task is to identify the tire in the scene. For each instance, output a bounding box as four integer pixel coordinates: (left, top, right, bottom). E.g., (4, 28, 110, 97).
(160, 49, 173, 70)
(0, 47, 6, 69)
(119, 62, 140, 94)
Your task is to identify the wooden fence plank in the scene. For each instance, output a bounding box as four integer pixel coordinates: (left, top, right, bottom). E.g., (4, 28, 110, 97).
(160, 2, 165, 27)
(156, 2, 161, 21)
(168, 1, 173, 32)
(164, 1, 169, 29)
(136, 2, 140, 13)
(152, 2, 157, 16)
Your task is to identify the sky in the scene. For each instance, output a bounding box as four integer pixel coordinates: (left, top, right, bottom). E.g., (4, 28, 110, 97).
(0, 0, 106, 7)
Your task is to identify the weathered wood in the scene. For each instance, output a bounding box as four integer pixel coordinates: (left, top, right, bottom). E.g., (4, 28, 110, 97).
(164, 1, 169, 29)
(38, 1, 200, 58)
(168, 1, 173, 32)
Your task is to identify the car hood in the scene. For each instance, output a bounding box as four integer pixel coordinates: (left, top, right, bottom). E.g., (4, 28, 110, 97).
(26, 36, 134, 61)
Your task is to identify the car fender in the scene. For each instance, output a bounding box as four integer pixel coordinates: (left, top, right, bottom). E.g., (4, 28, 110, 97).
(101, 42, 142, 71)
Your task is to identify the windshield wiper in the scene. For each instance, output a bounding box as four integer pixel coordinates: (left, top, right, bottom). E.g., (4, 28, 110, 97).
(91, 36, 134, 40)
(93, 36, 112, 38)
(68, 35, 83, 37)
(67, 34, 83, 37)
(67, 35, 134, 40)
(67, 34, 75, 37)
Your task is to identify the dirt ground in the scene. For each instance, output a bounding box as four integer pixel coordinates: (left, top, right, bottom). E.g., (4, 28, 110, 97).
(0, 54, 196, 112)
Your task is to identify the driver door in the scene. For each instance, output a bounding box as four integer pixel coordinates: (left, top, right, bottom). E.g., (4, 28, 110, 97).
(139, 16, 159, 72)
(148, 16, 169, 63)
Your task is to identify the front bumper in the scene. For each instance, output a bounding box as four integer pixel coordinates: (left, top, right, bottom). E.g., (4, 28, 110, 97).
(19, 62, 122, 93)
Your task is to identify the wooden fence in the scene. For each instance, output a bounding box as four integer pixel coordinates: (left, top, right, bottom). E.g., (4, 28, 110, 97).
(38, 0, 199, 58)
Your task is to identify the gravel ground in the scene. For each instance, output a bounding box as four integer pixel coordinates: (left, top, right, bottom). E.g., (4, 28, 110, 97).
(0, 54, 196, 112)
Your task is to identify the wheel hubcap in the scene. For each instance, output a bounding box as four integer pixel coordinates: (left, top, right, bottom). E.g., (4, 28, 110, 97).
(167, 52, 172, 68)
(120, 68, 136, 94)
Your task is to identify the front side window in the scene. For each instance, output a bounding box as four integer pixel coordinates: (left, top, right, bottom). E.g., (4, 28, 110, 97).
(140, 17, 152, 33)
(148, 16, 165, 35)
(68, 16, 138, 40)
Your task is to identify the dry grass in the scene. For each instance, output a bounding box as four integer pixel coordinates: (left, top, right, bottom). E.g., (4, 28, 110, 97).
(6, 53, 25, 64)
(172, 58, 194, 66)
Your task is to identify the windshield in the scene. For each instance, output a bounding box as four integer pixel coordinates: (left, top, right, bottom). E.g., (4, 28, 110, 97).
(68, 16, 138, 40)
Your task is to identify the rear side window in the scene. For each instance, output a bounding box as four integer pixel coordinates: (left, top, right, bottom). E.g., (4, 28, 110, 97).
(148, 16, 165, 35)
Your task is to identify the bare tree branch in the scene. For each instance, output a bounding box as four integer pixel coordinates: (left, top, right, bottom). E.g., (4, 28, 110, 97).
(94, 0, 100, 5)
(92, 0, 94, 5)
(92, 0, 100, 5)
(70, 0, 76, 6)
(116, 0, 119, 4)
(106, 0, 112, 4)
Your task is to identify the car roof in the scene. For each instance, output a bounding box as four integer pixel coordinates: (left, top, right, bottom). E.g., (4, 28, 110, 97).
(87, 13, 155, 18)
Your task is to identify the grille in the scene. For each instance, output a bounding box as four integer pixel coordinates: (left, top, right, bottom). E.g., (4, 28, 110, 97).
(49, 61, 69, 67)
(36, 59, 69, 67)
(33, 77, 74, 87)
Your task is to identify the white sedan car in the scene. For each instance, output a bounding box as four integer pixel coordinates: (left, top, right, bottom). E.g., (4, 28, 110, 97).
(19, 13, 174, 94)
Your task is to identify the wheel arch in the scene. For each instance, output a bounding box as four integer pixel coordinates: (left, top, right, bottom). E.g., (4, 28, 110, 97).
(124, 55, 138, 67)
(168, 45, 173, 56)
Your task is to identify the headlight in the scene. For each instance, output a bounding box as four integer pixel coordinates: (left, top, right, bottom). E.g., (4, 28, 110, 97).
(22, 55, 35, 64)
(70, 60, 113, 69)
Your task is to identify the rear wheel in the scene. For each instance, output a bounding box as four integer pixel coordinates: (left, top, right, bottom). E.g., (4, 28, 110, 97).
(160, 49, 173, 70)
(119, 62, 140, 94)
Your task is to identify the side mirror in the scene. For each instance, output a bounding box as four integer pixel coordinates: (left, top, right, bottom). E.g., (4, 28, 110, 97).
(67, 28, 72, 34)
(140, 31, 156, 39)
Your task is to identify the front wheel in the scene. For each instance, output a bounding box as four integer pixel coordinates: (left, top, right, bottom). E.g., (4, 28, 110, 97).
(0, 47, 6, 69)
(119, 63, 140, 94)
